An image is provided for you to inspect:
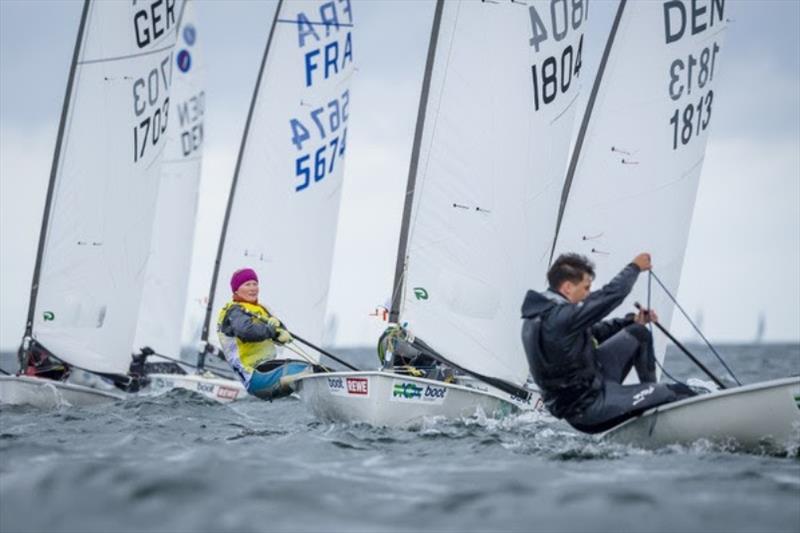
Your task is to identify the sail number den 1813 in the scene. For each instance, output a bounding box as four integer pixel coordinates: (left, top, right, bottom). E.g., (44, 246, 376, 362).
(664, 0, 725, 150)
(529, 0, 587, 112)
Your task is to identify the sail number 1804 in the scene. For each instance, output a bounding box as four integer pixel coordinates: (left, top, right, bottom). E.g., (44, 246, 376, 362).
(528, 0, 587, 112)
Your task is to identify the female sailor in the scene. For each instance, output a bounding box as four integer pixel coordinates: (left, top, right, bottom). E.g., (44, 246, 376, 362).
(217, 268, 312, 399)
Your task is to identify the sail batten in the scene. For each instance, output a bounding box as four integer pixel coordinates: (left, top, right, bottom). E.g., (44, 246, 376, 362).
(389, 0, 445, 324)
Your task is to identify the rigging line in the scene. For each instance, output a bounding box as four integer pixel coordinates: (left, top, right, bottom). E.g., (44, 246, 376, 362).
(283, 343, 319, 367)
(650, 269, 742, 385)
(647, 271, 684, 385)
(79, 43, 176, 66)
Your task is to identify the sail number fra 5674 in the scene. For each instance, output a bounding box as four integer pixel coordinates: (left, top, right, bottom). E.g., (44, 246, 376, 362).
(289, 91, 349, 192)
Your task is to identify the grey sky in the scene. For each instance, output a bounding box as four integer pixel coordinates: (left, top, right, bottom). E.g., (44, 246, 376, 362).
(1, 0, 798, 351)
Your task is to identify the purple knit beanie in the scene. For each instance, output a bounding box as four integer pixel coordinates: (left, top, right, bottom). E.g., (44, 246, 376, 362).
(230, 268, 258, 293)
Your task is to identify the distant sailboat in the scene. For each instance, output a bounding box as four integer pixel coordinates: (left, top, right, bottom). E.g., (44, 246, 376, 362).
(130, 0, 246, 403)
(754, 312, 766, 344)
(297, 0, 586, 425)
(0, 0, 184, 407)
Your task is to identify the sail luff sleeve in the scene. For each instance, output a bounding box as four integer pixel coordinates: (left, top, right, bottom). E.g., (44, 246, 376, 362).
(389, 0, 445, 324)
(200, 0, 284, 346)
(548, 0, 628, 266)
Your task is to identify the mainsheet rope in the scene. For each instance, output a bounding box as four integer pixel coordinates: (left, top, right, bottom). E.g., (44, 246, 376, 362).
(649, 270, 742, 386)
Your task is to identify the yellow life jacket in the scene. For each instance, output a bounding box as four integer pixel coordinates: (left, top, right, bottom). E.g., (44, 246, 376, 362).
(217, 301, 277, 374)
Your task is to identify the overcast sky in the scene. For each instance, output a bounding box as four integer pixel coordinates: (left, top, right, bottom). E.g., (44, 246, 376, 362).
(1, 0, 798, 351)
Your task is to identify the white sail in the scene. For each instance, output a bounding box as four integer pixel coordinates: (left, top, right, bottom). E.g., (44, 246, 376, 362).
(31, 0, 183, 375)
(551, 0, 729, 368)
(133, 0, 204, 359)
(206, 0, 355, 358)
(397, 0, 586, 387)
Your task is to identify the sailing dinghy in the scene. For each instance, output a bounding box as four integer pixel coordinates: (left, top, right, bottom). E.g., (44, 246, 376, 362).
(604, 378, 800, 452)
(129, 0, 246, 403)
(296, 0, 586, 425)
(1, 0, 184, 407)
(197, 0, 355, 400)
(550, 0, 800, 452)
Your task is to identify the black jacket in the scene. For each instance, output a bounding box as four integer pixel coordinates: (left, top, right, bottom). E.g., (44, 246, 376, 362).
(520, 263, 640, 419)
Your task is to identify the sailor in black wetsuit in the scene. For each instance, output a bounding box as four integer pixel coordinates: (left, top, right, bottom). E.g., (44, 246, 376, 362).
(521, 252, 695, 433)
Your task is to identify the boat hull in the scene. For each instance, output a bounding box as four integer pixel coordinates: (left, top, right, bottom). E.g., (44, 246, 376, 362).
(145, 373, 247, 403)
(603, 377, 800, 452)
(295, 371, 521, 426)
(0, 375, 124, 407)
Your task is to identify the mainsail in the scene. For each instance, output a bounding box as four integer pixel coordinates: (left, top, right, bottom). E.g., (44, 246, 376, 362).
(550, 0, 729, 368)
(392, 0, 586, 389)
(201, 0, 355, 359)
(133, 0, 204, 359)
(23, 0, 183, 376)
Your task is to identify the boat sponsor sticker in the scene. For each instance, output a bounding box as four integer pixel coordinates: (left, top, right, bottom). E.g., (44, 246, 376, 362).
(197, 382, 214, 394)
(151, 377, 175, 390)
(390, 380, 447, 404)
(794, 394, 800, 411)
(217, 386, 240, 401)
(327, 376, 369, 398)
(346, 377, 369, 397)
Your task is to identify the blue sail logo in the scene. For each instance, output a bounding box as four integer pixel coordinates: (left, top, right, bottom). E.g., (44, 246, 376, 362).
(177, 50, 191, 73)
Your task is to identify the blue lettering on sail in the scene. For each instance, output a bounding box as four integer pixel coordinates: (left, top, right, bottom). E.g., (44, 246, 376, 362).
(183, 24, 196, 46)
(319, 2, 341, 35)
(177, 50, 191, 73)
(296, 13, 320, 48)
(304, 32, 353, 87)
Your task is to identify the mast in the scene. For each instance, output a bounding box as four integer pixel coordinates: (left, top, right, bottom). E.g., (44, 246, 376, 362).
(548, 0, 627, 265)
(22, 0, 91, 345)
(199, 0, 284, 348)
(388, 0, 445, 324)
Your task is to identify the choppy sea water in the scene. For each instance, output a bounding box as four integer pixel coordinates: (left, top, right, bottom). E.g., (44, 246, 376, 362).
(1, 344, 799, 533)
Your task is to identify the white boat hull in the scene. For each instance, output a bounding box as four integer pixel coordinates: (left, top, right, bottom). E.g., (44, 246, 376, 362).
(145, 373, 247, 403)
(604, 377, 800, 452)
(295, 371, 522, 426)
(0, 375, 124, 408)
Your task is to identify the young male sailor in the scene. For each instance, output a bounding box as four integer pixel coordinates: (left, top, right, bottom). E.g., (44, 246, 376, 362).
(217, 268, 311, 399)
(521, 252, 696, 433)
